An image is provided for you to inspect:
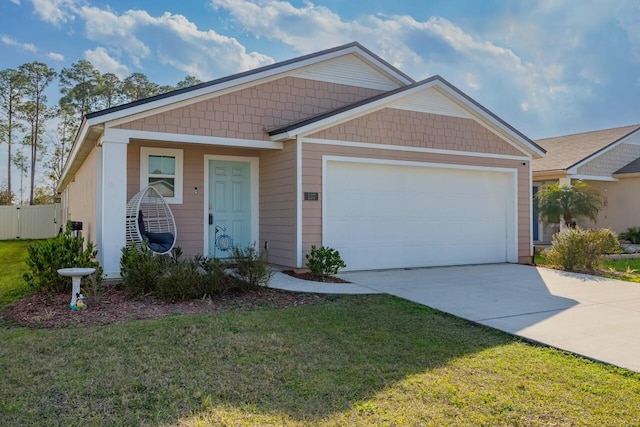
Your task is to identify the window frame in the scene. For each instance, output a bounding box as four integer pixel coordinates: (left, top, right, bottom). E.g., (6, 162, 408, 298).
(140, 147, 183, 204)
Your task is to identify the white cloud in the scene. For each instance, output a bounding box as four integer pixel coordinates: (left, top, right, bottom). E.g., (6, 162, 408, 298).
(30, 0, 78, 26)
(212, 0, 567, 113)
(84, 47, 129, 77)
(10, 0, 21, 5)
(465, 73, 479, 90)
(77, 7, 274, 79)
(47, 51, 64, 61)
(1, 34, 37, 52)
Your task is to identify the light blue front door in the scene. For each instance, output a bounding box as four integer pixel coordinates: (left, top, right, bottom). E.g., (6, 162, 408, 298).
(208, 160, 251, 258)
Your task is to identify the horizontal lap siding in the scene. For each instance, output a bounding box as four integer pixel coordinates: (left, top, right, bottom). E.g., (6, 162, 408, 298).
(259, 141, 297, 267)
(303, 111, 531, 264)
(67, 147, 98, 244)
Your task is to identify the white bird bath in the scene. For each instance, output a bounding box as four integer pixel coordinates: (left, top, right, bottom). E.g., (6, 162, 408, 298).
(57, 267, 96, 310)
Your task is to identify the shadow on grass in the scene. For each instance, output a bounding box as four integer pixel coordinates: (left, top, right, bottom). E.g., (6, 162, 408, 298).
(0, 294, 516, 426)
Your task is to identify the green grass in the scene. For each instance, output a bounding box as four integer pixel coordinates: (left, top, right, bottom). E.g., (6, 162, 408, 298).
(535, 251, 640, 283)
(601, 258, 640, 283)
(0, 297, 638, 426)
(1, 241, 639, 425)
(0, 239, 38, 309)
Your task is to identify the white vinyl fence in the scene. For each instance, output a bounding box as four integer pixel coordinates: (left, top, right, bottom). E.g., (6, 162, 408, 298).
(0, 204, 62, 240)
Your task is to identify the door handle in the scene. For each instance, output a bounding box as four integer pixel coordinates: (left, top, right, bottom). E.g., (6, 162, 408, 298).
(209, 214, 213, 225)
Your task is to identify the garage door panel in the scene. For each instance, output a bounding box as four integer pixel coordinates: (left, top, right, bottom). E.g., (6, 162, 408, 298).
(324, 161, 515, 270)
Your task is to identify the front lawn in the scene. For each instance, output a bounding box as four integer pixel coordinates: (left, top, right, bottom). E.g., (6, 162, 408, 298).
(0, 295, 638, 426)
(1, 240, 639, 425)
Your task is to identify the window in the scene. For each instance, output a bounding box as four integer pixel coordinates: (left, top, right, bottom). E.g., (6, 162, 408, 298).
(140, 147, 183, 204)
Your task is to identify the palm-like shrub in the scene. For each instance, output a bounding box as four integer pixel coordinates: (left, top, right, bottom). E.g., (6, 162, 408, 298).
(534, 181, 601, 228)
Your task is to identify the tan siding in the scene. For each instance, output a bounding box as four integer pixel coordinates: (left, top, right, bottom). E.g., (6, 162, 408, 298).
(67, 147, 98, 245)
(580, 178, 640, 233)
(310, 109, 523, 156)
(117, 77, 383, 141)
(301, 143, 531, 264)
(127, 140, 262, 258)
(259, 141, 297, 267)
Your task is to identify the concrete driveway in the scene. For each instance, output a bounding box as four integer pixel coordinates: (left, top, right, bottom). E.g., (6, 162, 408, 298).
(333, 264, 640, 373)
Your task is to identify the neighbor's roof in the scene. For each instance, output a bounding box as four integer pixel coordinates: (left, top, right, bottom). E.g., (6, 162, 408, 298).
(615, 156, 640, 175)
(533, 124, 640, 172)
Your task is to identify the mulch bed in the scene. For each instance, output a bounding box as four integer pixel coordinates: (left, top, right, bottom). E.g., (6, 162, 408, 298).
(283, 270, 350, 283)
(1, 286, 332, 330)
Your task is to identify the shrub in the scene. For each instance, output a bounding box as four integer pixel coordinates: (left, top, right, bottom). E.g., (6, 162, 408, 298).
(305, 245, 347, 277)
(619, 227, 640, 244)
(24, 222, 103, 292)
(119, 245, 236, 300)
(119, 243, 166, 297)
(544, 227, 620, 271)
(231, 244, 272, 288)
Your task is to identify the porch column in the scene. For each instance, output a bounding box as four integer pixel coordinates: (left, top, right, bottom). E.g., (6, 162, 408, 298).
(98, 130, 128, 278)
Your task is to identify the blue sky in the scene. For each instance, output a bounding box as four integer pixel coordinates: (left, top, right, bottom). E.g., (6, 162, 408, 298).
(1, 0, 640, 193)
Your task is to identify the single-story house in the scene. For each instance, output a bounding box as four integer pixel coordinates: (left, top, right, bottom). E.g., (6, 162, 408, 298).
(58, 42, 545, 278)
(533, 124, 640, 241)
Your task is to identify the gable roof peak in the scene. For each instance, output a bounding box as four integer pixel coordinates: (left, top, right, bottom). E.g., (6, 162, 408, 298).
(86, 41, 413, 121)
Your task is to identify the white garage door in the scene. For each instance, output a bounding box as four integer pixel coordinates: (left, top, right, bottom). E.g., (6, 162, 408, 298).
(324, 160, 516, 270)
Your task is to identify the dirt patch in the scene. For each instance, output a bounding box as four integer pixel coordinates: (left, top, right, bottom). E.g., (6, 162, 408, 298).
(283, 270, 350, 283)
(1, 286, 332, 329)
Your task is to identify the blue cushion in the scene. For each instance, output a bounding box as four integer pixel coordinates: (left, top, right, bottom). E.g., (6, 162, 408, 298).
(146, 232, 174, 245)
(137, 211, 146, 238)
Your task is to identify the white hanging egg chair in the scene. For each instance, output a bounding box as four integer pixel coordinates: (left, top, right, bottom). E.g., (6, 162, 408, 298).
(125, 186, 177, 254)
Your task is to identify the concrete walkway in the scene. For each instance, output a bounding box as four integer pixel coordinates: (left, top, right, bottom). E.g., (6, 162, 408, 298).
(269, 264, 640, 372)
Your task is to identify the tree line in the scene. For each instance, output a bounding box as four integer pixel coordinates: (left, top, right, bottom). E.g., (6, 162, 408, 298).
(0, 60, 202, 205)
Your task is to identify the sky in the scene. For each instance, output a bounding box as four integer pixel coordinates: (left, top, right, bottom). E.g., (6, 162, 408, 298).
(1, 0, 640, 195)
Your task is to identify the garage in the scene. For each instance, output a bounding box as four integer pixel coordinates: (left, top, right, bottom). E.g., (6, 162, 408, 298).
(323, 158, 517, 270)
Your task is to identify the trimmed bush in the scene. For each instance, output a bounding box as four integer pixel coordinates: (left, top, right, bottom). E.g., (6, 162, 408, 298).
(619, 227, 640, 244)
(305, 245, 347, 277)
(231, 244, 272, 288)
(544, 227, 620, 271)
(119, 243, 165, 297)
(119, 245, 238, 300)
(24, 222, 103, 293)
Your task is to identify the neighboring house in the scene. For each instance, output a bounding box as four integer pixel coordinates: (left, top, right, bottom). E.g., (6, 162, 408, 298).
(58, 42, 545, 277)
(533, 124, 640, 241)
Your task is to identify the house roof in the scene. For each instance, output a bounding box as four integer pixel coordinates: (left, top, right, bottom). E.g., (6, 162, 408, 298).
(59, 42, 414, 191)
(85, 42, 414, 121)
(615, 156, 640, 175)
(268, 75, 545, 157)
(533, 124, 640, 173)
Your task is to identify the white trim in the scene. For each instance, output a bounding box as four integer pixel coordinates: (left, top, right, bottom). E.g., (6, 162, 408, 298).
(104, 128, 283, 150)
(100, 140, 128, 278)
(529, 162, 533, 256)
(296, 137, 303, 268)
(140, 147, 184, 204)
(568, 174, 619, 182)
(321, 155, 519, 266)
(95, 146, 103, 266)
(301, 137, 532, 161)
(203, 154, 259, 258)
